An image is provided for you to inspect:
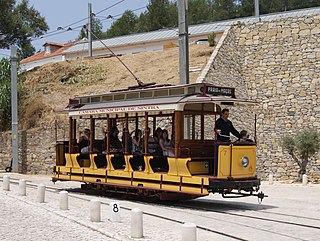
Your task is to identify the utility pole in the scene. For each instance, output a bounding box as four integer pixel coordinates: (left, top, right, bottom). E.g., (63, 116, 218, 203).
(254, 0, 260, 18)
(88, 2, 93, 57)
(178, 0, 189, 85)
(11, 46, 18, 173)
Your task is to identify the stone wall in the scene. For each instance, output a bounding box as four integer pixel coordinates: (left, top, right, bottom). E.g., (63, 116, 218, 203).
(0, 119, 69, 174)
(204, 14, 320, 181)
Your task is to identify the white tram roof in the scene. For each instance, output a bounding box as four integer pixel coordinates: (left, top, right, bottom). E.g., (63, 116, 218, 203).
(66, 83, 256, 118)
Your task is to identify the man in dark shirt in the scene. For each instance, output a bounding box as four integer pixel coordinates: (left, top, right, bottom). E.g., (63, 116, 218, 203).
(215, 109, 242, 142)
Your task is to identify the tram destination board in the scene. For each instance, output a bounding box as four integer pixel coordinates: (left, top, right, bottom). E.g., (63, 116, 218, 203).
(204, 85, 235, 98)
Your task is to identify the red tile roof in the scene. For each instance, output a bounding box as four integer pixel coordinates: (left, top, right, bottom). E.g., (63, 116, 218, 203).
(43, 42, 65, 47)
(20, 41, 77, 64)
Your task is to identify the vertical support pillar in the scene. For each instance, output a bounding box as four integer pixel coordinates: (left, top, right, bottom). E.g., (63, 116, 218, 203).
(68, 117, 73, 153)
(11, 46, 19, 173)
(177, 0, 189, 84)
(88, 3, 92, 57)
(124, 113, 129, 154)
(254, 0, 260, 18)
(174, 112, 182, 157)
(73, 119, 77, 142)
(106, 114, 110, 154)
(153, 116, 156, 134)
(201, 104, 204, 140)
(144, 112, 149, 155)
(90, 115, 94, 153)
(135, 113, 139, 132)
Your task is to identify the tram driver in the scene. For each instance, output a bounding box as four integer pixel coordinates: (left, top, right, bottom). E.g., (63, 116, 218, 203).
(215, 108, 242, 142)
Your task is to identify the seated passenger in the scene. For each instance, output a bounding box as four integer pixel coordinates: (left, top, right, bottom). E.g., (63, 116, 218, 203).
(109, 127, 123, 153)
(154, 127, 163, 143)
(132, 129, 143, 155)
(78, 128, 90, 153)
(159, 129, 174, 157)
(239, 130, 254, 142)
(143, 127, 162, 156)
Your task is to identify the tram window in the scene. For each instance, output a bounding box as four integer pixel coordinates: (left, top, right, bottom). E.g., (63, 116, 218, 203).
(184, 115, 201, 140)
(91, 96, 101, 103)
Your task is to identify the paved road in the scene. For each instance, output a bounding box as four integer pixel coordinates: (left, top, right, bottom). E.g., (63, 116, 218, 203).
(0, 173, 320, 241)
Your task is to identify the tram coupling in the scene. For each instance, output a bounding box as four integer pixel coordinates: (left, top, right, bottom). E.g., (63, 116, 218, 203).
(222, 190, 268, 203)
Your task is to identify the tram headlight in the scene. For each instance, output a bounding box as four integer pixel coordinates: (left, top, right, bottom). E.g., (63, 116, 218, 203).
(241, 156, 249, 168)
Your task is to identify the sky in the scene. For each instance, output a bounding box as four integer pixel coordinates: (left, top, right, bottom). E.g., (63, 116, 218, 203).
(0, 0, 149, 57)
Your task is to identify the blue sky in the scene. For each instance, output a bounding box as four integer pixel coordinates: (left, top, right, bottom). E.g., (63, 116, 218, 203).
(0, 0, 149, 57)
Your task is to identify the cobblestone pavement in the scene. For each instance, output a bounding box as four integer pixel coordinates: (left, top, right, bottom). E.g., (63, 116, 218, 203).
(1, 173, 320, 241)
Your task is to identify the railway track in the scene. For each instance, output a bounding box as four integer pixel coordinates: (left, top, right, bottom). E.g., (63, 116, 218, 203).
(168, 200, 320, 231)
(1, 176, 320, 241)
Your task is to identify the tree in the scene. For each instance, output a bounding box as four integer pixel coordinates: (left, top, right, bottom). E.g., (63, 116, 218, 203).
(0, 57, 25, 130)
(211, 0, 237, 21)
(236, 0, 255, 17)
(0, 58, 11, 130)
(281, 129, 320, 180)
(147, 0, 177, 31)
(188, 0, 212, 25)
(135, 12, 151, 33)
(106, 10, 138, 38)
(78, 17, 105, 40)
(0, 0, 48, 58)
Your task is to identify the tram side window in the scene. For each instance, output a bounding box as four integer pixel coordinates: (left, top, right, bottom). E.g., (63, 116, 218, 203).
(183, 115, 201, 140)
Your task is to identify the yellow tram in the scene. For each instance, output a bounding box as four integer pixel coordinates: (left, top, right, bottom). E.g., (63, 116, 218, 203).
(53, 83, 264, 201)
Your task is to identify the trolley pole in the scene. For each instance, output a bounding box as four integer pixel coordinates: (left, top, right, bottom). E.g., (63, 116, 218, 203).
(178, 0, 189, 85)
(11, 46, 19, 173)
(88, 2, 93, 57)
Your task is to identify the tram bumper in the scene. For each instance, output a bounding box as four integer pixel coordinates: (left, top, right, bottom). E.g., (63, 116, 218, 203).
(209, 178, 261, 193)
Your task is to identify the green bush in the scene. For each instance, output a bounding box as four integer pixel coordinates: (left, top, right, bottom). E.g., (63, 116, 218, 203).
(208, 32, 217, 47)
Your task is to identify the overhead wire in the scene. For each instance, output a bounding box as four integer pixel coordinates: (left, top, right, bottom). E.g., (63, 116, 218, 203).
(95, 0, 126, 15)
(86, 26, 143, 86)
(30, 0, 127, 42)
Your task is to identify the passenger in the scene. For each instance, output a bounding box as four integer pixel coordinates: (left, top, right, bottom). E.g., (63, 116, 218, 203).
(215, 108, 242, 142)
(109, 127, 123, 153)
(143, 127, 162, 156)
(239, 130, 254, 142)
(132, 129, 143, 155)
(78, 128, 90, 153)
(154, 127, 163, 143)
(159, 129, 174, 157)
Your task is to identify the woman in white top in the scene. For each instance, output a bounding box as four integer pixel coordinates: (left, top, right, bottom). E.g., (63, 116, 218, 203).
(159, 129, 174, 157)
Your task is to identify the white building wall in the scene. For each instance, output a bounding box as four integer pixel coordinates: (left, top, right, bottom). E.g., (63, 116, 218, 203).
(20, 55, 64, 72)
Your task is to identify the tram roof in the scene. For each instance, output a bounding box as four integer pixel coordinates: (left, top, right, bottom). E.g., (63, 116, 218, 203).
(66, 83, 257, 117)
